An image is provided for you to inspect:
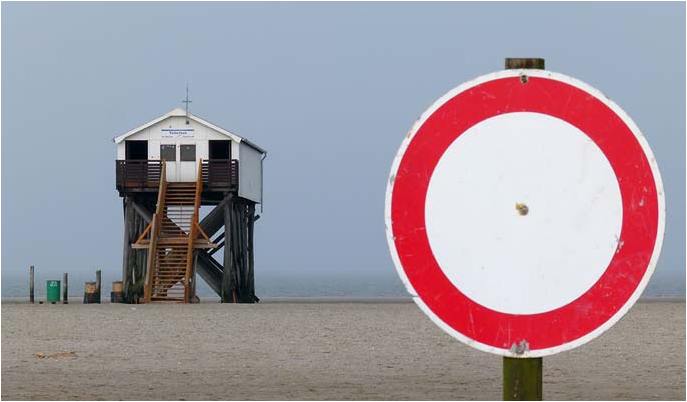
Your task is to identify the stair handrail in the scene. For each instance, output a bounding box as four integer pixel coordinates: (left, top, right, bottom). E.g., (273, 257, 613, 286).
(144, 160, 167, 302)
(183, 159, 204, 302)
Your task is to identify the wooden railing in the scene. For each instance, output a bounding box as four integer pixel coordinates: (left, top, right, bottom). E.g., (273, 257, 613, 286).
(202, 159, 239, 189)
(144, 161, 167, 303)
(116, 159, 238, 191)
(116, 160, 162, 190)
(183, 160, 205, 303)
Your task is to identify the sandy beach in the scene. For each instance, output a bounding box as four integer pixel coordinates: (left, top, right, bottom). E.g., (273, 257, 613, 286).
(2, 301, 684, 400)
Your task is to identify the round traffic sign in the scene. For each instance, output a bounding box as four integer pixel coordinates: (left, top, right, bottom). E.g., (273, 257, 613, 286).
(385, 70, 665, 357)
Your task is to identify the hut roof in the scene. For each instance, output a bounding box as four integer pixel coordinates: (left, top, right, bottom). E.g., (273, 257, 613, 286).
(113, 108, 266, 154)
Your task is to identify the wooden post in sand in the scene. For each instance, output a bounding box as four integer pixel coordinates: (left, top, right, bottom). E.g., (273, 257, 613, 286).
(111, 281, 124, 303)
(29, 265, 35, 304)
(95, 269, 102, 304)
(63, 273, 69, 304)
(502, 57, 544, 401)
(84, 282, 97, 304)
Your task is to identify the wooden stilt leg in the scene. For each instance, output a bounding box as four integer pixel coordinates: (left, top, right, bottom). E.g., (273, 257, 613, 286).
(247, 203, 256, 302)
(122, 198, 136, 303)
(222, 194, 236, 303)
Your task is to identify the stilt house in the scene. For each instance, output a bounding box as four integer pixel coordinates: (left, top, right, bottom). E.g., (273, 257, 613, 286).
(114, 108, 266, 303)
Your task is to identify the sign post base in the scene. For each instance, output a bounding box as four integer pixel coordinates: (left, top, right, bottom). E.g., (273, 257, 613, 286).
(503, 357, 542, 401)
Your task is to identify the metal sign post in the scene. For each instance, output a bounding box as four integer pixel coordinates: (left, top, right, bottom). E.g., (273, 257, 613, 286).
(386, 58, 665, 400)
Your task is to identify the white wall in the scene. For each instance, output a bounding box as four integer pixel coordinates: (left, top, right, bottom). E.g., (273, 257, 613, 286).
(238, 142, 263, 203)
(116, 116, 233, 161)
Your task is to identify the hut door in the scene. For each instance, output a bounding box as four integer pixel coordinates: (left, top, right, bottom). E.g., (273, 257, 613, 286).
(161, 143, 197, 182)
(160, 144, 178, 182)
(179, 144, 197, 182)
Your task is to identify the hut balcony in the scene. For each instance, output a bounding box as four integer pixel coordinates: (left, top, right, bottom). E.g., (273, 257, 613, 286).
(116, 159, 239, 194)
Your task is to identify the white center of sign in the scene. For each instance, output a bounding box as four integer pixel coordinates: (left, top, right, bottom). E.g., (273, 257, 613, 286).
(425, 112, 623, 315)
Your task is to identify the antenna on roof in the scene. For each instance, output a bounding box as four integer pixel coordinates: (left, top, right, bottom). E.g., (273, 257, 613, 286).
(182, 84, 192, 124)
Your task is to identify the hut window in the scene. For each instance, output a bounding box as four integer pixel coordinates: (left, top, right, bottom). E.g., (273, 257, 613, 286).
(209, 140, 231, 160)
(180, 144, 196, 161)
(125, 140, 148, 160)
(160, 144, 176, 161)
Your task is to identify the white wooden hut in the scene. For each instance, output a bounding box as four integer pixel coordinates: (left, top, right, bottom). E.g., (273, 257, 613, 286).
(114, 108, 266, 304)
(114, 107, 266, 204)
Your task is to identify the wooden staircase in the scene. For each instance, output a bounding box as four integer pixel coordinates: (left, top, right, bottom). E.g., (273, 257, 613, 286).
(133, 161, 214, 303)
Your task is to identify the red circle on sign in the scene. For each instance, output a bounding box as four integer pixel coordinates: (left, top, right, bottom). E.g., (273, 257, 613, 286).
(387, 71, 663, 356)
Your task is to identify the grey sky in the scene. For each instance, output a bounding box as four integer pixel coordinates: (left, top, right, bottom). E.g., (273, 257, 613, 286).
(2, 2, 684, 297)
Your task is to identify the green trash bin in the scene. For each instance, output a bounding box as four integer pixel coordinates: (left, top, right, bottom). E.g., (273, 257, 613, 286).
(46, 280, 61, 304)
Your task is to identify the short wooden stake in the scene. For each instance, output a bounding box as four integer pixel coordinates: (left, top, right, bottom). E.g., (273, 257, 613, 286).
(84, 282, 97, 304)
(95, 269, 102, 304)
(111, 281, 124, 303)
(503, 357, 542, 400)
(62, 273, 69, 304)
(502, 57, 544, 402)
(29, 265, 35, 304)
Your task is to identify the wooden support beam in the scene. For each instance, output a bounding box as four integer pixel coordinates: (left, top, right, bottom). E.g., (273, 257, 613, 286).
(209, 241, 224, 256)
(231, 205, 241, 299)
(131, 199, 153, 223)
(238, 204, 248, 301)
(134, 223, 152, 245)
(122, 198, 133, 300)
(247, 204, 256, 302)
(196, 252, 224, 296)
(196, 223, 212, 243)
(211, 231, 225, 244)
(200, 191, 235, 238)
(122, 197, 152, 303)
(221, 194, 237, 303)
(218, 199, 259, 304)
